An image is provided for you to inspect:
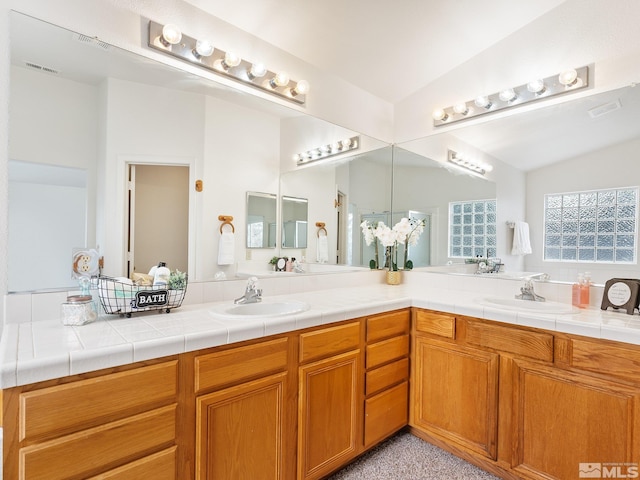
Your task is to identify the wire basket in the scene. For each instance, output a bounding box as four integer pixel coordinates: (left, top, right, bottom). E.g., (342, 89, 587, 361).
(97, 275, 188, 318)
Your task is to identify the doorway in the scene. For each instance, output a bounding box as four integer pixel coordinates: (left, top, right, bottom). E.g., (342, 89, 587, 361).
(127, 164, 189, 277)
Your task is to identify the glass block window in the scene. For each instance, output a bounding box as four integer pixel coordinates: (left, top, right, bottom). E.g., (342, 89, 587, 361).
(449, 199, 497, 258)
(544, 187, 638, 263)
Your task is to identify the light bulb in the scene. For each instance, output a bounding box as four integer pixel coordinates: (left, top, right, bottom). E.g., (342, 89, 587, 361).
(432, 108, 448, 121)
(527, 79, 545, 94)
(499, 88, 517, 102)
(194, 39, 214, 58)
(558, 69, 578, 86)
(291, 80, 310, 96)
(248, 63, 267, 79)
(453, 102, 469, 115)
(222, 51, 241, 69)
(269, 72, 290, 88)
(341, 138, 352, 149)
(293, 153, 301, 162)
(160, 24, 182, 46)
(474, 95, 492, 109)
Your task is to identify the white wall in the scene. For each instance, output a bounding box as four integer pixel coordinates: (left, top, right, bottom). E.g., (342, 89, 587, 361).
(525, 137, 640, 284)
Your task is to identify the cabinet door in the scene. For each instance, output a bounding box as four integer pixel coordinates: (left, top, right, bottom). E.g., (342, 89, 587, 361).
(196, 372, 290, 480)
(411, 337, 499, 459)
(298, 350, 361, 480)
(510, 359, 640, 480)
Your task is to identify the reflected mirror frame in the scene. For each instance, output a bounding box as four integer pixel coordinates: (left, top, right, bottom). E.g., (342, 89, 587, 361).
(246, 191, 278, 249)
(281, 195, 308, 249)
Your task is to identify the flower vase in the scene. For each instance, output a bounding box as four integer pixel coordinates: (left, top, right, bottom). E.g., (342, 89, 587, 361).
(386, 270, 402, 285)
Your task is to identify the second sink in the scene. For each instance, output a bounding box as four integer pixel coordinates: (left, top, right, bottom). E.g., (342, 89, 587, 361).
(479, 296, 580, 314)
(212, 300, 310, 318)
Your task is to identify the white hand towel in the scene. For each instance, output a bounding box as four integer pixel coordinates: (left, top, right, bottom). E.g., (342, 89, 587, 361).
(317, 235, 329, 263)
(217, 231, 235, 265)
(511, 221, 532, 255)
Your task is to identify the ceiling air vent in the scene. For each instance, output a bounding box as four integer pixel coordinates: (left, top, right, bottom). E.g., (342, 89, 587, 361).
(73, 33, 110, 51)
(588, 99, 622, 118)
(24, 61, 59, 75)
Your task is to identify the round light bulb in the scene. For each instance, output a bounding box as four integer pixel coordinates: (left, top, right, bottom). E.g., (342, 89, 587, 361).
(194, 39, 214, 58)
(527, 79, 545, 94)
(292, 80, 310, 96)
(249, 63, 267, 79)
(342, 138, 352, 149)
(453, 102, 469, 115)
(161, 24, 182, 45)
(559, 69, 578, 86)
(293, 153, 301, 162)
(223, 51, 241, 69)
(499, 88, 517, 102)
(432, 108, 448, 121)
(270, 71, 290, 88)
(474, 95, 491, 109)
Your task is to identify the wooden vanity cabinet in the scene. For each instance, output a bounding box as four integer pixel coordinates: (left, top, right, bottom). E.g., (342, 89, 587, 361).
(363, 309, 410, 449)
(3, 360, 179, 480)
(193, 336, 295, 480)
(410, 308, 640, 480)
(297, 321, 362, 480)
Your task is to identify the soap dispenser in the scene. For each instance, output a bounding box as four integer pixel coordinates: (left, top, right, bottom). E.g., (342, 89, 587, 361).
(580, 272, 591, 308)
(153, 262, 171, 287)
(572, 274, 583, 308)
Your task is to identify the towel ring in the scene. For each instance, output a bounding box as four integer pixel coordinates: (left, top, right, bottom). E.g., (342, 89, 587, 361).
(218, 215, 235, 234)
(316, 222, 327, 237)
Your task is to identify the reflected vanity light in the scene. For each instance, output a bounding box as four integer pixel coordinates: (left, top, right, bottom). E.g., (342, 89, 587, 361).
(447, 149, 493, 176)
(295, 136, 360, 166)
(147, 20, 309, 104)
(433, 65, 590, 126)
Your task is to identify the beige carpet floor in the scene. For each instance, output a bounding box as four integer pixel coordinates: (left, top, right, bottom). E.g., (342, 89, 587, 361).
(328, 431, 501, 479)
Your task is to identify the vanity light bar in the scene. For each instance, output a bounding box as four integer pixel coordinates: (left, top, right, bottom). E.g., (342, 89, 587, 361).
(295, 136, 360, 166)
(147, 20, 308, 104)
(433, 65, 590, 126)
(447, 149, 493, 176)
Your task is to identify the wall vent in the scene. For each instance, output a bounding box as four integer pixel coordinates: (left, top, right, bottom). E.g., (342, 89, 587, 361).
(24, 61, 60, 75)
(588, 99, 622, 118)
(73, 33, 110, 51)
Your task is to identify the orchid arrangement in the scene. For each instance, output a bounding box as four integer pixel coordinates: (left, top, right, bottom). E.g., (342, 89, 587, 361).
(361, 217, 426, 271)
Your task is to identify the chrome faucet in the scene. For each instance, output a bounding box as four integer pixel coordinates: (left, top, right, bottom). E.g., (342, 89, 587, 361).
(234, 277, 263, 304)
(515, 279, 545, 302)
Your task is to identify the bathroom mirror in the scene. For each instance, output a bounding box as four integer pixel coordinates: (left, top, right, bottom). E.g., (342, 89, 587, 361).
(281, 196, 308, 249)
(246, 192, 278, 249)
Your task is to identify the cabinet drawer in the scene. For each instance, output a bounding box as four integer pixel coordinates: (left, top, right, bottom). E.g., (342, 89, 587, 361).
(20, 361, 178, 441)
(366, 310, 410, 343)
(86, 446, 177, 480)
(299, 321, 360, 363)
(366, 335, 409, 369)
(569, 338, 640, 384)
(364, 381, 408, 448)
(465, 320, 553, 362)
(20, 404, 176, 480)
(366, 357, 409, 396)
(195, 337, 288, 393)
(414, 310, 455, 338)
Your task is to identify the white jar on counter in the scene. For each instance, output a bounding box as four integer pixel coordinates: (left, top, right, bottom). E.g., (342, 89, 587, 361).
(61, 295, 97, 326)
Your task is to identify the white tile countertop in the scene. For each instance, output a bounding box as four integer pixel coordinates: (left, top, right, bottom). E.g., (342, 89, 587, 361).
(2, 274, 640, 389)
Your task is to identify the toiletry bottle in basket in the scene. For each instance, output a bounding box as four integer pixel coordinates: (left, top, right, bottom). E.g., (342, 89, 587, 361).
(153, 262, 170, 287)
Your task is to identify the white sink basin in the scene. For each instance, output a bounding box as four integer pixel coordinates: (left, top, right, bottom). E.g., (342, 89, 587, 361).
(212, 300, 310, 318)
(479, 296, 580, 314)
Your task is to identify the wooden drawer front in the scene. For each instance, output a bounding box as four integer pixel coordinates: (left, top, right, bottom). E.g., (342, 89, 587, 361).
(299, 321, 360, 364)
(364, 381, 408, 448)
(20, 404, 176, 480)
(366, 310, 410, 343)
(465, 320, 553, 362)
(195, 337, 288, 393)
(20, 361, 178, 441)
(86, 446, 177, 480)
(570, 338, 640, 384)
(414, 310, 455, 338)
(366, 335, 409, 369)
(366, 358, 409, 396)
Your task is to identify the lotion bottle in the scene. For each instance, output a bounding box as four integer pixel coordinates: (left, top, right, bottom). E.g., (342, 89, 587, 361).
(572, 274, 583, 308)
(580, 272, 591, 308)
(153, 262, 170, 287)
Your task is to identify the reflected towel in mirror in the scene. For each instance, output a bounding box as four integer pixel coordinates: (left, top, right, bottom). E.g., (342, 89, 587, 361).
(317, 235, 329, 263)
(511, 221, 532, 255)
(218, 231, 235, 265)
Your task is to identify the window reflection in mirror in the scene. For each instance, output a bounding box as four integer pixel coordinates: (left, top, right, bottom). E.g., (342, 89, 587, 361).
(281, 196, 308, 248)
(246, 192, 277, 249)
